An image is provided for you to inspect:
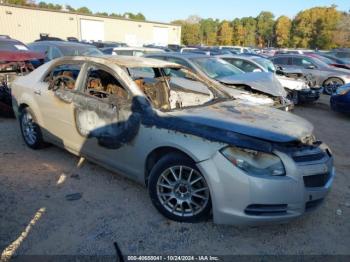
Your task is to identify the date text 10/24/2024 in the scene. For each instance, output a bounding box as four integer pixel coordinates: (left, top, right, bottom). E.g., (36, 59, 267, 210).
(127, 255, 220, 261)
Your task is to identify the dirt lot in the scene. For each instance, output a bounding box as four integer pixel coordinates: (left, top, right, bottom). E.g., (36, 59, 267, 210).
(1, 95, 350, 257)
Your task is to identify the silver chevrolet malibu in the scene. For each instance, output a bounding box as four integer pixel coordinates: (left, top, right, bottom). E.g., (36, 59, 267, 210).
(11, 56, 335, 225)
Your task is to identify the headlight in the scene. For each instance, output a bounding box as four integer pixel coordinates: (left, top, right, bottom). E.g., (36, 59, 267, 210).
(336, 85, 350, 95)
(220, 146, 286, 176)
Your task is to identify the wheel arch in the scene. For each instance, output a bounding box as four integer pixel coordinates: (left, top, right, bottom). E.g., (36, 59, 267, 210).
(16, 95, 44, 127)
(144, 146, 195, 186)
(322, 76, 345, 86)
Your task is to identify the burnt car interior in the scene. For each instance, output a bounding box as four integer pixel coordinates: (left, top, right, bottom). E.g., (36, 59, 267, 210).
(128, 67, 213, 110)
(44, 63, 214, 112)
(45, 64, 81, 90)
(85, 66, 128, 100)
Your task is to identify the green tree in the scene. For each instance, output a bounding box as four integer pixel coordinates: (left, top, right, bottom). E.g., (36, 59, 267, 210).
(232, 18, 244, 45)
(217, 21, 233, 45)
(123, 12, 146, 21)
(76, 7, 92, 14)
(37, 1, 48, 8)
(334, 12, 350, 47)
(95, 12, 109, 17)
(274, 16, 292, 47)
(241, 17, 257, 46)
(200, 18, 219, 45)
(292, 6, 341, 49)
(256, 11, 275, 47)
(4, 0, 28, 5)
(172, 20, 200, 45)
(65, 5, 75, 12)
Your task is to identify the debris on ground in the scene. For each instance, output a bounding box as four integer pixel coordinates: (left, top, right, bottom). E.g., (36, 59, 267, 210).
(65, 193, 82, 201)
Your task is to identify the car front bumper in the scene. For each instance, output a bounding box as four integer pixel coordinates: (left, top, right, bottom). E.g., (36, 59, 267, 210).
(197, 145, 335, 225)
(298, 87, 322, 102)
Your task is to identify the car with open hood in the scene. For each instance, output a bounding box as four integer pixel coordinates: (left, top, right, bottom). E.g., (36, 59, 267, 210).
(146, 52, 293, 111)
(11, 56, 334, 225)
(0, 37, 44, 116)
(217, 54, 321, 104)
(271, 54, 350, 95)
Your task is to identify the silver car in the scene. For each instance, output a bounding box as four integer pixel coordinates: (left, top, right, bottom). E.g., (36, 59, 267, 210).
(271, 54, 350, 95)
(11, 56, 335, 225)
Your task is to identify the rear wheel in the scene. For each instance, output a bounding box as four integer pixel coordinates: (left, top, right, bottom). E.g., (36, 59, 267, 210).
(323, 78, 344, 95)
(148, 153, 211, 222)
(19, 107, 45, 149)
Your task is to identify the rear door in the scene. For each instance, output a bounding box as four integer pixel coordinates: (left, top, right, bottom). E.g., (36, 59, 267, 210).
(38, 62, 86, 150)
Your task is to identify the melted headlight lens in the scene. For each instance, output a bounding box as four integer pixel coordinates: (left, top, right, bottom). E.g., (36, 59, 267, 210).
(221, 146, 286, 176)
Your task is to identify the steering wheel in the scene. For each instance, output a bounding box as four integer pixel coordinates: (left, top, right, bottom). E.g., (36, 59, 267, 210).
(88, 89, 110, 98)
(51, 75, 76, 91)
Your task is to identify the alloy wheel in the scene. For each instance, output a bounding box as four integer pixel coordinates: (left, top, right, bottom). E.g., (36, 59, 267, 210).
(156, 165, 210, 217)
(21, 111, 37, 145)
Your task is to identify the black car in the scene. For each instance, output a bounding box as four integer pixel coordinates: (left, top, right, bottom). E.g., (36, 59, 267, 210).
(28, 41, 103, 61)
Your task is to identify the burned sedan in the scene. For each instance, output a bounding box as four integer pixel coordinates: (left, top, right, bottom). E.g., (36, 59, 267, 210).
(11, 56, 335, 225)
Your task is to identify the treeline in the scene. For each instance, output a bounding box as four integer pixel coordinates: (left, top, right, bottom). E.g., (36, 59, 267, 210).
(3, 0, 146, 21)
(172, 6, 350, 49)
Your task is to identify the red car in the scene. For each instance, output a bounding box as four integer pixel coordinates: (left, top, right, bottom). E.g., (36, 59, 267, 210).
(0, 37, 44, 116)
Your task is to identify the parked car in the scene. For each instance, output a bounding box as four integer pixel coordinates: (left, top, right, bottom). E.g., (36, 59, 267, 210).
(0, 37, 44, 116)
(319, 53, 350, 70)
(306, 53, 350, 70)
(218, 46, 255, 54)
(271, 54, 350, 95)
(11, 55, 335, 225)
(217, 54, 321, 104)
(93, 41, 128, 49)
(101, 47, 165, 56)
(146, 53, 292, 110)
(327, 48, 350, 63)
(330, 83, 350, 114)
(28, 41, 103, 62)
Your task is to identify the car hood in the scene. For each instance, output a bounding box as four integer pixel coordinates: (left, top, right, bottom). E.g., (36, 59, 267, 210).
(0, 50, 45, 62)
(215, 72, 287, 97)
(165, 100, 313, 143)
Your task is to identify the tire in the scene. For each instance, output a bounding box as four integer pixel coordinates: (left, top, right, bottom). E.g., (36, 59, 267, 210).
(19, 107, 45, 149)
(148, 153, 211, 223)
(323, 78, 344, 95)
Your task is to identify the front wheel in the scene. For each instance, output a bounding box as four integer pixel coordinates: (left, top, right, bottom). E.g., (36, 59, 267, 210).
(148, 153, 211, 223)
(19, 107, 45, 149)
(323, 78, 344, 95)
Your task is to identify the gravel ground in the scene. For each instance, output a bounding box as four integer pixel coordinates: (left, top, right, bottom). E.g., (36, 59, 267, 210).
(0, 95, 350, 257)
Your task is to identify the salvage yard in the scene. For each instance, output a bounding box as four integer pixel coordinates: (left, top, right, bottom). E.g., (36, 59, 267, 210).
(0, 95, 349, 257)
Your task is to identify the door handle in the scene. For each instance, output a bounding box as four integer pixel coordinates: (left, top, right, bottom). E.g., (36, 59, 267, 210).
(34, 90, 41, 95)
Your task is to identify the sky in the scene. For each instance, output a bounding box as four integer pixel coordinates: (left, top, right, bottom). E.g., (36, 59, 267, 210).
(47, 0, 350, 23)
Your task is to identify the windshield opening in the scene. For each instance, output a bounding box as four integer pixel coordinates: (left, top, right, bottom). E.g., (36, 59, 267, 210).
(190, 57, 243, 79)
(128, 66, 223, 111)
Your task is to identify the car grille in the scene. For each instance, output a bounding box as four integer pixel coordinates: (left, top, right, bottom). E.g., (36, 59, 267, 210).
(244, 204, 288, 216)
(292, 152, 326, 162)
(303, 173, 331, 188)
